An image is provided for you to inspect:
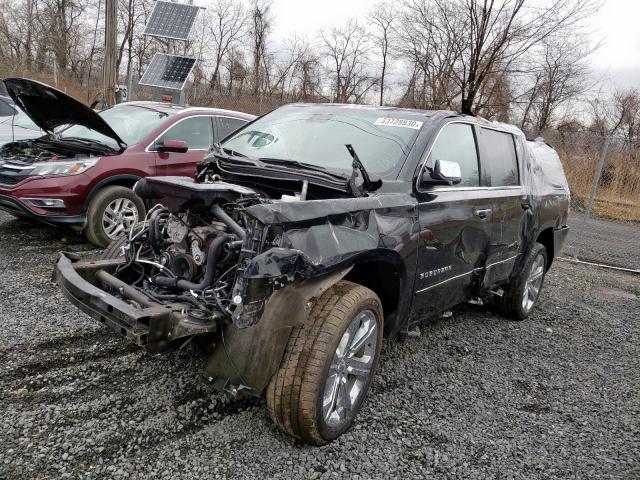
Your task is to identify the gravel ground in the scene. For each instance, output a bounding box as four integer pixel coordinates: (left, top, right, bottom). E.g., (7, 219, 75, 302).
(1, 210, 638, 479)
(565, 212, 640, 270)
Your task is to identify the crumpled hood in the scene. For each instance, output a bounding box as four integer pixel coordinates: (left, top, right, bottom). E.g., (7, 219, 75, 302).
(2, 78, 126, 150)
(245, 194, 416, 225)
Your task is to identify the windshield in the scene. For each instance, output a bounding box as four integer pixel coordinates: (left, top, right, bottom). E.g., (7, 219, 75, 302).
(1, 112, 39, 130)
(221, 107, 423, 177)
(59, 105, 172, 148)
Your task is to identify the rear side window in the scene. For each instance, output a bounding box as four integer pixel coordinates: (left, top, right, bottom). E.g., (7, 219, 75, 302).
(158, 116, 213, 150)
(480, 128, 519, 186)
(217, 116, 248, 140)
(428, 123, 479, 187)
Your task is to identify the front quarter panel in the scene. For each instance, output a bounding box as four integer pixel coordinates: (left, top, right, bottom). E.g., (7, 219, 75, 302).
(239, 194, 421, 329)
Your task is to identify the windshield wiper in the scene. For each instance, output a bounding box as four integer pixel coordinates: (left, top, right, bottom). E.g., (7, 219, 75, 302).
(223, 147, 247, 158)
(258, 157, 333, 173)
(258, 157, 349, 181)
(211, 142, 248, 158)
(345, 144, 383, 197)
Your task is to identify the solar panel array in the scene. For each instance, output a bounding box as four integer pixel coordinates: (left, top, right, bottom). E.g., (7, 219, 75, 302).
(143, 0, 200, 41)
(139, 53, 196, 90)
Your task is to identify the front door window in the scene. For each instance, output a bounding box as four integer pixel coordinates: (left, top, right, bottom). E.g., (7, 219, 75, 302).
(157, 116, 213, 150)
(429, 123, 479, 187)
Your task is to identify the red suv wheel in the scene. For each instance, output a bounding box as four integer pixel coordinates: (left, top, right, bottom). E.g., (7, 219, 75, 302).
(84, 186, 145, 247)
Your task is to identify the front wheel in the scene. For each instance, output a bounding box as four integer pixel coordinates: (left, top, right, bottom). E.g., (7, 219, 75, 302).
(84, 186, 145, 248)
(493, 243, 548, 320)
(266, 280, 383, 445)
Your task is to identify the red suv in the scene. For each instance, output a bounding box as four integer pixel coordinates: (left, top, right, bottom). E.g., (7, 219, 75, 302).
(0, 78, 254, 246)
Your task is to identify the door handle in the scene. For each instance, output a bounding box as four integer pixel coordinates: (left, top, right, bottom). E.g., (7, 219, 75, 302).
(521, 202, 532, 210)
(474, 208, 492, 219)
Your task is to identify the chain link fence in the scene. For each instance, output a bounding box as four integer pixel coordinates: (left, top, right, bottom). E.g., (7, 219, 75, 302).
(546, 132, 640, 271)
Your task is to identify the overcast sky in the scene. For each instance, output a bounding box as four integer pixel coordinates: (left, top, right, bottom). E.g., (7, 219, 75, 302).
(267, 0, 640, 92)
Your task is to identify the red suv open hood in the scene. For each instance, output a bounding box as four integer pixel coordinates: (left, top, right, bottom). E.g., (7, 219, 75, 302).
(2, 78, 127, 150)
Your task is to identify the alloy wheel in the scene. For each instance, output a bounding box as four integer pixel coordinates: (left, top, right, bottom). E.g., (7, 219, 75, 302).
(102, 198, 139, 240)
(522, 254, 545, 313)
(322, 309, 378, 428)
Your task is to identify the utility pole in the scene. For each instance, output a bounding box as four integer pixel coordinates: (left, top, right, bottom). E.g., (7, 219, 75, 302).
(102, 0, 117, 107)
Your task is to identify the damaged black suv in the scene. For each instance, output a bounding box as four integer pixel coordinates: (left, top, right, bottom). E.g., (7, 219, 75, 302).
(55, 104, 570, 445)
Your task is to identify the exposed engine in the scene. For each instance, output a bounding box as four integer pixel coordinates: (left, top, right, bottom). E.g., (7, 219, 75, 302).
(0, 139, 78, 164)
(102, 176, 270, 331)
(160, 215, 233, 281)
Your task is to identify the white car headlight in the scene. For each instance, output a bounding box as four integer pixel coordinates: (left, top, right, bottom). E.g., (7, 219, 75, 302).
(29, 158, 98, 176)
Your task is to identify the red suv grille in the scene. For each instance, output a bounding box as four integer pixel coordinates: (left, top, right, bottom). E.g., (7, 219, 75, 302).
(0, 174, 20, 186)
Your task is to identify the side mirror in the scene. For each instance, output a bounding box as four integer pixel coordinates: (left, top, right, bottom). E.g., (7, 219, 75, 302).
(157, 139, 189, 153)
(420, 159, 462, 187)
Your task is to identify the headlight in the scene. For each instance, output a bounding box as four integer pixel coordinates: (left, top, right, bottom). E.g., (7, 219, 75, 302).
(29, 158, 98, 176)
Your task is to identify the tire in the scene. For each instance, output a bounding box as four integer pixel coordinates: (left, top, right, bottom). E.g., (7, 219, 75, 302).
(84, 186, 145, 248)
(492, 242, 548, 320)
(266, 280, 384, 445)
(98, 236, 129, 260)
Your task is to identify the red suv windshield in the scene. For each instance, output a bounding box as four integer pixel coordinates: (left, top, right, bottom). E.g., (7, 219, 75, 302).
(59, 105, 174, 149)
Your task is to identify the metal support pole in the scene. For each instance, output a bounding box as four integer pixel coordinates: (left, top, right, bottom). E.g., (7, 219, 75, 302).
(102, 0, 117, 107)
(574, 137, 610, 259)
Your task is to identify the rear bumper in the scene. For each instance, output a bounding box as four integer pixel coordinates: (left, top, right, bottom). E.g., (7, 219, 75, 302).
(55, 253, 217, 352)
(0, 194, 86, 227)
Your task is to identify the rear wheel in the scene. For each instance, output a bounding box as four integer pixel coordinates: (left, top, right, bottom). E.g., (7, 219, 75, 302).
(84, 186, 145, 248)
(266, 280, 383, 445)
(492, 243, 547, 320)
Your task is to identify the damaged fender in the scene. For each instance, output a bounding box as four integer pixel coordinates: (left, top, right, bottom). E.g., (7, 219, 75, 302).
(232, 195, 420, 332)
(204, 267, 351, 393)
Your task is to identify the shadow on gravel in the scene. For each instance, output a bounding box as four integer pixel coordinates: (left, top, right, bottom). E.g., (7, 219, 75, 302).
(0, 214, 87, 246)
(2, 340, 139, 382)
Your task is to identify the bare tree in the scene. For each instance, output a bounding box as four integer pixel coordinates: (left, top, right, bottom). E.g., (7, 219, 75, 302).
(116, 0, 150, 82)
(321, 19, 377, 103)
(206, 0, 246, 91)
(35, 0, 87, 72)
(518, 32, 597, 134)
(474, 68, 512, 121)
(396, 0, 463, 109)
(397, 0, 598, 114)
(614, 90, 640, 146)
(248, 0, 271, 95)
(0, 0, 36, 68)
(368, 2, 394, 106)
(0, 0, 607, 131)
(223, 46, 248, 95)
(267, 36, 309, 100)
(453, 0, 599, 114)
(295, 49, 322, 102)
(587, 89, 640, 139)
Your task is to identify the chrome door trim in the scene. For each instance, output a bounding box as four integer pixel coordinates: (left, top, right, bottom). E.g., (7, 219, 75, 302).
(485, 254, 519, 269)
(415, 270, 475, 293)
(415, 254, 520, 294)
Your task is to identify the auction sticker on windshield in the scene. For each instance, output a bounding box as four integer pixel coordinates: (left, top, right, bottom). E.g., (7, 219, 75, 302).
(374, 117, 423, 130)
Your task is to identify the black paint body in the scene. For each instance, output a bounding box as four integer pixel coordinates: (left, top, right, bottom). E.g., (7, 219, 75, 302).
(55, 106, 570, 392)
